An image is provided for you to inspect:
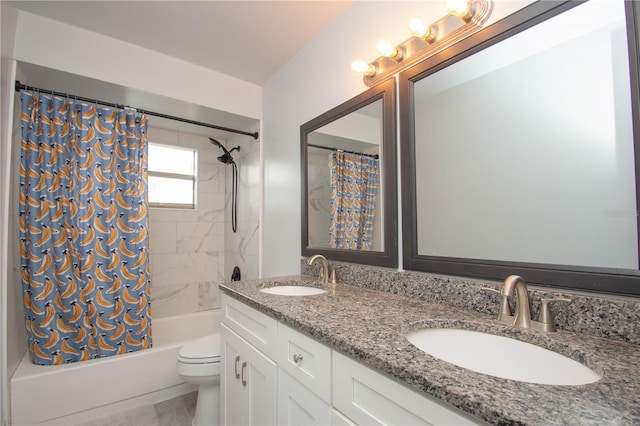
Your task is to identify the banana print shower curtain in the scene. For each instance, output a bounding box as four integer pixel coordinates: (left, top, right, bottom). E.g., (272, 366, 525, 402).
(19, 90, 152, 365)
(328, 151, 380, 250)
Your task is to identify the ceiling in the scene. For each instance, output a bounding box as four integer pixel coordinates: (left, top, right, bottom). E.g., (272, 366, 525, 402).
(9, 1, 353, 86)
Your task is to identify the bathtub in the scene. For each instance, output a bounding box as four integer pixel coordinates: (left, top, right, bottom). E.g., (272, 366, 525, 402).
(10, 309, 221, 425)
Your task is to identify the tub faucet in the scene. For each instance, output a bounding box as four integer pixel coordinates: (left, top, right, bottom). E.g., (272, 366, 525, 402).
(501, 275, 531, 329)
(307, 254, 335, 285)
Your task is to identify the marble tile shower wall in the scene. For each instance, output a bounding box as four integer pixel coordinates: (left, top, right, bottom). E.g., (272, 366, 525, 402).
(307, 150, 332, 247)
(223, 129, 260, 284)
(301, 260, 640, 344)
(148, 127, 225, 318)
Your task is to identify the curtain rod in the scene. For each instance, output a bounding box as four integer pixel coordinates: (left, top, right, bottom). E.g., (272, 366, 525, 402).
(308, 143, 379, 159)
(15, 80, 259, 140)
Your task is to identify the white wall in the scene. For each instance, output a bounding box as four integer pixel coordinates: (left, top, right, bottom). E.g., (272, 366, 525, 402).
(5, 64, 28, 409)
(261, 0, 534, 277)
(1, 2, 19, 424)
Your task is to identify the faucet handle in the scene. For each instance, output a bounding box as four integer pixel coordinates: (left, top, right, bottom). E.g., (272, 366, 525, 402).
(329, 266, 337, 285)
(482, 287, 513, 321)
(537, 297, 572, 332)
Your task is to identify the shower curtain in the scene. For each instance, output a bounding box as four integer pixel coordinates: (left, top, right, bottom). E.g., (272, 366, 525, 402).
(19, 90, 152, 365)
(328, 151, 380, 250)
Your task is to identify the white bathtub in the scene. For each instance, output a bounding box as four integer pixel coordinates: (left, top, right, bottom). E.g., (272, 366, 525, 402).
(10, 310, 221, 425)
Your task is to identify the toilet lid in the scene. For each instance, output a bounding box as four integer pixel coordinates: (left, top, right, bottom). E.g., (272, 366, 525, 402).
(178, 334, 221, 361)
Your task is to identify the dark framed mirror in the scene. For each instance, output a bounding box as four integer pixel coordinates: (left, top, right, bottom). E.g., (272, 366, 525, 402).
(301, 78, 397, 267)
(400, 0, 640, 295)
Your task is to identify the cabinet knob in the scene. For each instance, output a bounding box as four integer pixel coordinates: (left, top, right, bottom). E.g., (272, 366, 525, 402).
(293, 353, 304, 364)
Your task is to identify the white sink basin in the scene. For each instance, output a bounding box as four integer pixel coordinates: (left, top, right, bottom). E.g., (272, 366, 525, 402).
(406, 328, 601, 386)
(260, 285, 327, 296)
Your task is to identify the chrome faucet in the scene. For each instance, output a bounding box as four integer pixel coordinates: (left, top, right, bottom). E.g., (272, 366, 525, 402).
(501, 275, 532, 329)
(307, 254, 336, 285)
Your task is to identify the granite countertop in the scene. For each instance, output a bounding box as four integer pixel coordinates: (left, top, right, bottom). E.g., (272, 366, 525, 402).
(219, 276, 640, 426)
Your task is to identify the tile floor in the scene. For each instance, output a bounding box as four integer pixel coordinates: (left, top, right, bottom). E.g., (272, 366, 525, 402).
(75, 392, 196, 426)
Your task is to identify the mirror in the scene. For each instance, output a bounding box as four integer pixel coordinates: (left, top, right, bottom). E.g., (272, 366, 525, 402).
(302, 78, 397, 267)
(400, 0, 640, 295)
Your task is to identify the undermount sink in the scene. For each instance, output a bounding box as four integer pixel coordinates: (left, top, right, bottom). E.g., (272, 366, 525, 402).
(406, 328, 601, 386)
(259, 285, 327, 296)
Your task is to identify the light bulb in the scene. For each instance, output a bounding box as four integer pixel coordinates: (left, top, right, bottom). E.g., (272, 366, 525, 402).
(445, 0, 472, 20)
(351, 60, 376, 77)
(409, 17, 437, 43)
(375, 40, 398, 58)
(409, 18, 428, 37)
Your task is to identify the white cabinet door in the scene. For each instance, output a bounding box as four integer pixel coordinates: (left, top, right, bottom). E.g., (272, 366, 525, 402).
(222, 324, 248, 426)
(277, 368, 331, 426)
(222, 324, 277, 426)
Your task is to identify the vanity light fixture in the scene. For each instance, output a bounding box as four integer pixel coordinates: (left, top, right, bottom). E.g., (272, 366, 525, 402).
(352, 0, 492, 87)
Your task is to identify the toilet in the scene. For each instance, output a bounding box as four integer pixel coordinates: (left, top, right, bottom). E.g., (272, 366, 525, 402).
(176, 334, 221, 426)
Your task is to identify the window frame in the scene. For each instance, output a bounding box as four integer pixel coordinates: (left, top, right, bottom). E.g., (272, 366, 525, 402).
(147, 142, 198, 209)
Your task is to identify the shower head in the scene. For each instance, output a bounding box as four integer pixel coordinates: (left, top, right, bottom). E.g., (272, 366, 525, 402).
(208, 137, 230, 155)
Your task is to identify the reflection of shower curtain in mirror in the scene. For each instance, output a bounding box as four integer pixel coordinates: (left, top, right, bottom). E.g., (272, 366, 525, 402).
(329, 151, 379, 250)
(19, 90, 152, 365)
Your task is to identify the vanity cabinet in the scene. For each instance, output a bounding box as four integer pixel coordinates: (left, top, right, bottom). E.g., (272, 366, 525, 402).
(221, 293, 484, 426)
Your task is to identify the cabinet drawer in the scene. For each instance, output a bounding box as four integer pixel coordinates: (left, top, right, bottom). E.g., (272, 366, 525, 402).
(222, 294, 278, 360)
(277, 323, 331, 403)
(332, 352, 485, 426)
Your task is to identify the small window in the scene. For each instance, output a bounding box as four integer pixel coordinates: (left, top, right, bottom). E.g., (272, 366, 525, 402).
(148, 142, 197, 208)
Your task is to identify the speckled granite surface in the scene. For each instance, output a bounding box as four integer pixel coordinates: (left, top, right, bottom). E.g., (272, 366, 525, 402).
(301, 261, 640, 345)
(220, 276, 640, 426)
